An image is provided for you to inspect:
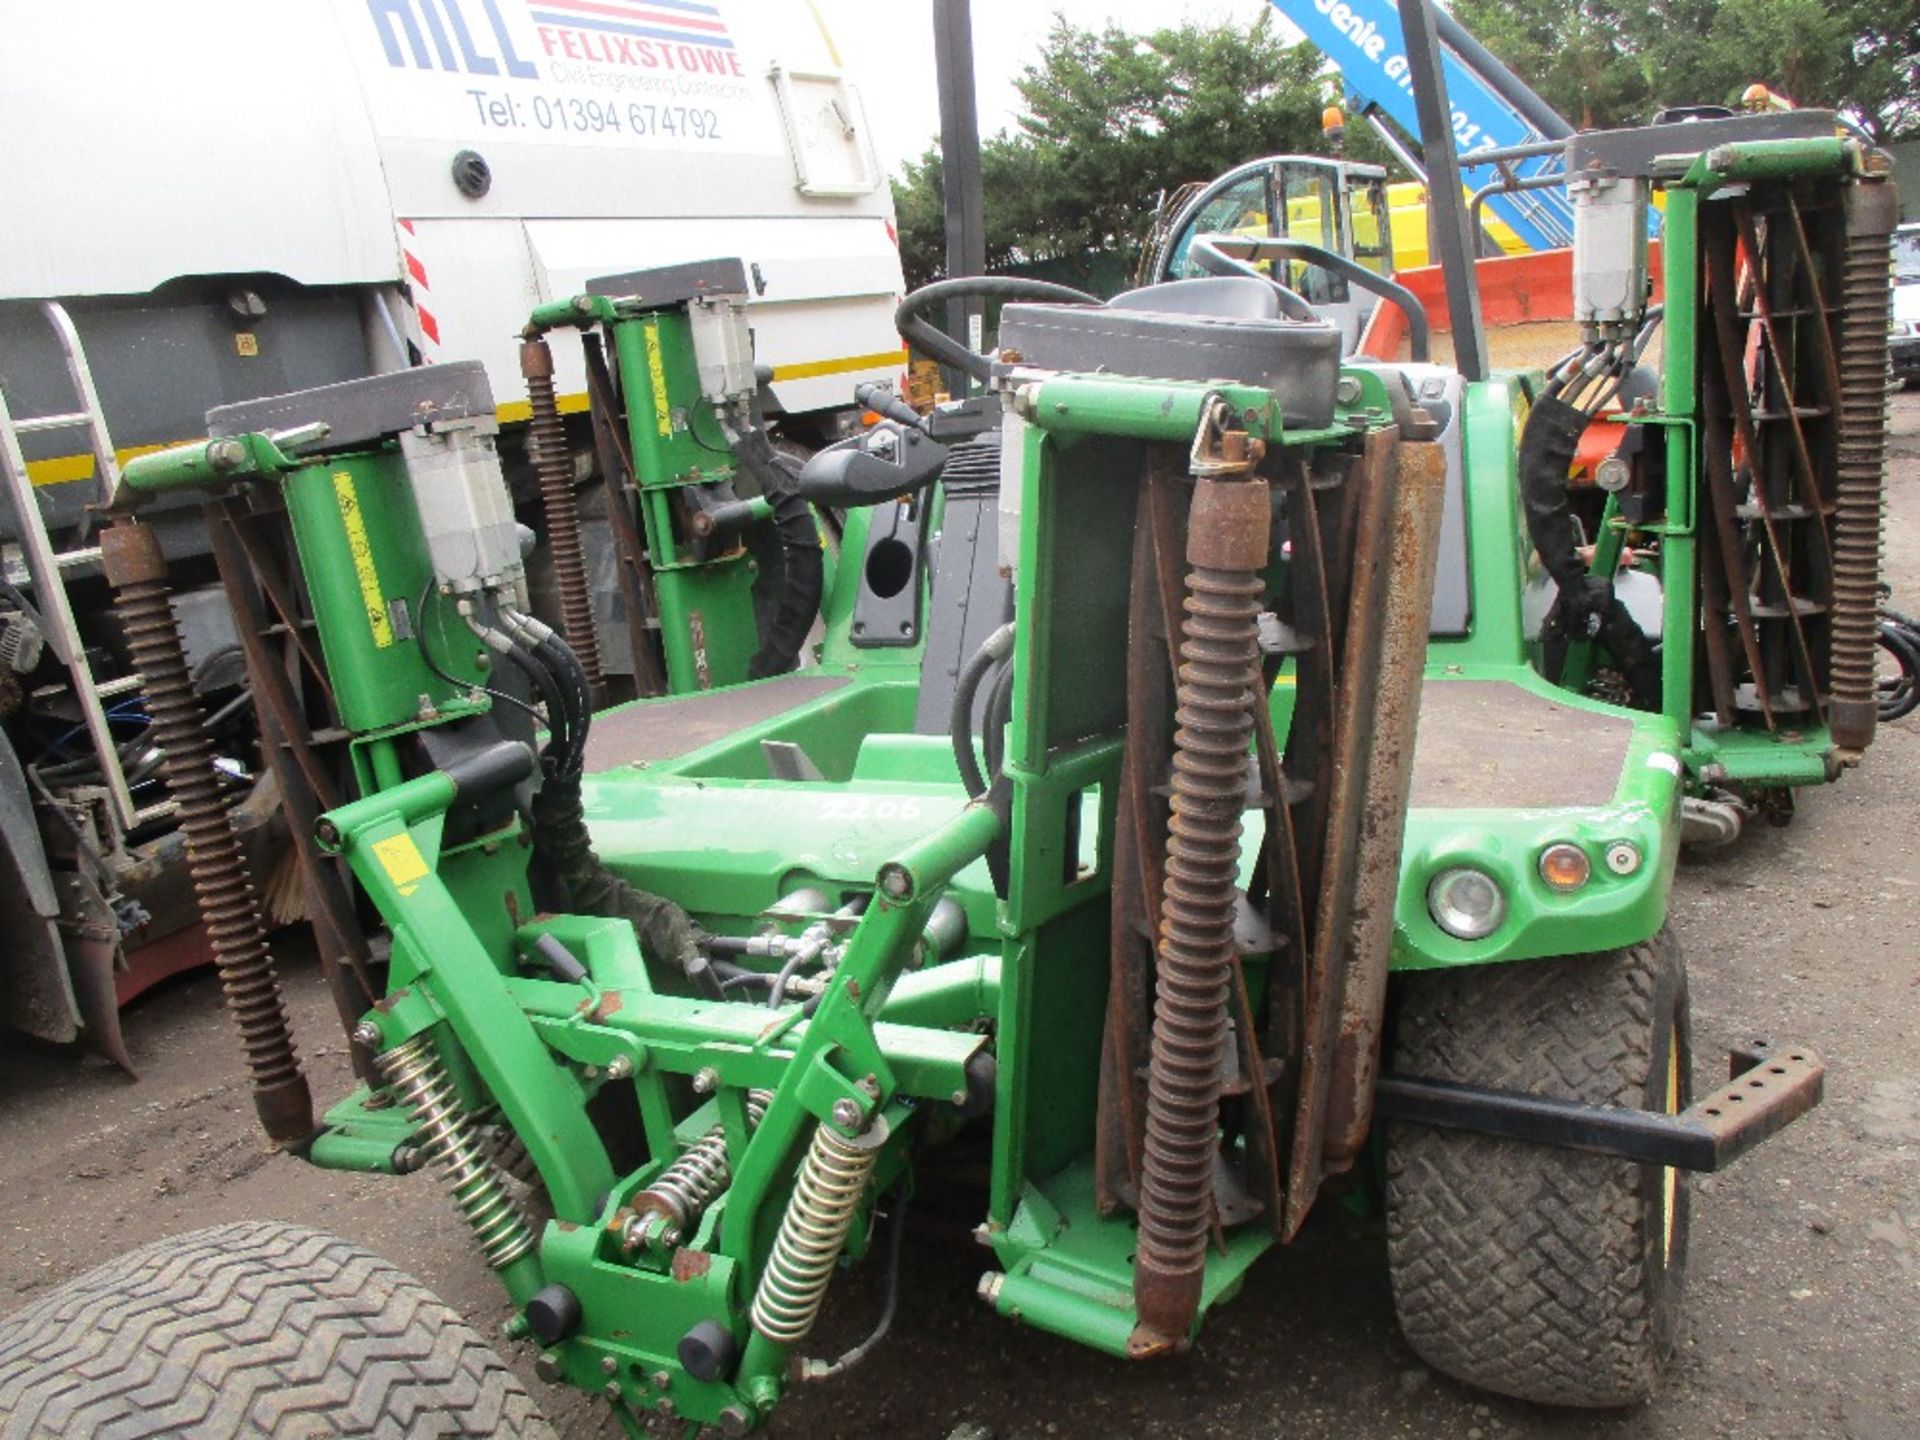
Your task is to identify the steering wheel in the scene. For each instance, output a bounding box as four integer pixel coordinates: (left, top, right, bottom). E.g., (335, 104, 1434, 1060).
(1189, 234, 1432, 362)
(893, 275, 1104, 385)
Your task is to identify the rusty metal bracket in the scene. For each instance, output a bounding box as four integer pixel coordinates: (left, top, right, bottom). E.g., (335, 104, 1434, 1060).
(1374, 1045, 1823, 1172)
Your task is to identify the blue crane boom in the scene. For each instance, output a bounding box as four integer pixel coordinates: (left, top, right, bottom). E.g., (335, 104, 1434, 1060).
(1270, 0, 1577, 251)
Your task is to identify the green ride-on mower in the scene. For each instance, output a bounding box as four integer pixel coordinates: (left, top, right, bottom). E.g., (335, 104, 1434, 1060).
(0, 106, 1891, 1437)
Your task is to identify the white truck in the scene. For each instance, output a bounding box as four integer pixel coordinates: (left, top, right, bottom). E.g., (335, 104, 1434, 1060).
(0, 0, 905, 1061)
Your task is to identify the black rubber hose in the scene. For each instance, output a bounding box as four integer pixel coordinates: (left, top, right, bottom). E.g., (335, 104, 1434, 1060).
(1597, 596, 1663, 711)
(981, 656, 1014, 782)
(1878, 622, 1920, 722)
(529, 776, 707, 975)
(527, 628, 593, 780)
(1520, 397, 1662, 708)
(492, 632, 572, 778)
(1518, 396, 1593, 598)
(950, 624, 1015, 798)
(748, 488, 824, 680)
(896, 277, 1103, 383)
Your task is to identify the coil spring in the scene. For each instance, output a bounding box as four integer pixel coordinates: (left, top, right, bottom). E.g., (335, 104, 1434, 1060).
(749, 1119, 880, 1344)
(521, 334, 603, 692)
(102, 520, 311, 1144)
(1132, 474, 1269, 1341)
(380, 1033, 535, 1270)
(625, 1089, 771, 1249)
(1829, 204, 1894, 752)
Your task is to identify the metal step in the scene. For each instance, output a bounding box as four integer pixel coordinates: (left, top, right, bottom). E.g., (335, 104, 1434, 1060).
(11, 410, 91, 436)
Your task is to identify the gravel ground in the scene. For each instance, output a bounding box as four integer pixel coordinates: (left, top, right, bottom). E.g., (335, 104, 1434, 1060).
(2, 392, 1916, 1440)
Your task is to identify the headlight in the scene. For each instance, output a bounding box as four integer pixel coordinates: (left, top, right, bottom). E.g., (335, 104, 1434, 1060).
(1427, 866, 1507, 940)
(1538, 842, 1591, 892)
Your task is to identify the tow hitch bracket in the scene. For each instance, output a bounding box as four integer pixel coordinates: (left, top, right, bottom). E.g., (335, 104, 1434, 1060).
(1375, 1043, 1823, 1172)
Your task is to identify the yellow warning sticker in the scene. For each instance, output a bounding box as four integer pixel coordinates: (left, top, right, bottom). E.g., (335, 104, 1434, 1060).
(643, 321, 672, 437)
(333, 470, 395, 649)
(370, 833, 430, 895)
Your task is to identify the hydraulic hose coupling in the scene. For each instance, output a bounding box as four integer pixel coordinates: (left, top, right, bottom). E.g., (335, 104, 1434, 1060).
(99, 517, 313, 1147)
(1132, 409, 1269, 1348)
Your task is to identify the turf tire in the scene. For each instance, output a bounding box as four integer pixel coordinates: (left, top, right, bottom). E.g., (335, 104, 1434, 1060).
(0, 1221, 554, 1438)
(1385, 928, 1690, 1408)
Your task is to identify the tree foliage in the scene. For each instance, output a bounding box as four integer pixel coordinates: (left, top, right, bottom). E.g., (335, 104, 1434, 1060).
(892, 1, 1918, 290)
(1453, 0, 1919, 141)
(892, 12, 1358, 289)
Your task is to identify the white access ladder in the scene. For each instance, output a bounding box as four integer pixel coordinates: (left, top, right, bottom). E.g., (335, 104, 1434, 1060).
(0, 301, 170, 835)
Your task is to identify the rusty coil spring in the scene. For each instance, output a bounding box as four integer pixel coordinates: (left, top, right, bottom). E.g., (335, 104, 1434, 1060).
(522, 334, 604, 695)
(623, 1088, 771, 1251)
(102, 520, 311, 1144)
(1132, 474, 1269, 1343)
(1828, 190, 1895, 753)
(379, 1032, 535, 1270)
(749, 1118, 881, 1344)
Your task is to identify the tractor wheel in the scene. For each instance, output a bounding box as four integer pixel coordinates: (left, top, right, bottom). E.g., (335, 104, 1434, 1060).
(0, 1222, 555, 1439)
(1385, 928, 1690, 1407)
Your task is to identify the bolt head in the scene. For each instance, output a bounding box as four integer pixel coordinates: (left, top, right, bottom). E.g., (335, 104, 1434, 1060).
(977, 1271, 1004, 1306)
(600, 1354, 620, 1376)
(831, 1098, 863, 1131)
(717, 1404, 755, 1438)
(650, 1369, 672, 1390)
(692, 1066, 720, 1095)
(350, 1020, 383, 1049)
(602, 1381, 622, 1402)
(655, 1397, 676, 1418)
(877, 863, 913, 900)
(534, 1354, 563, 1384)
(606, 1053, 634, 1080)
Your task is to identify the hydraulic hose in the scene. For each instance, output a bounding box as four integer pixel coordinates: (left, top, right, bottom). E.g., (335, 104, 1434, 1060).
(465, 607, 574, 779)
(721, 418, 827, 680)
(1519, 396, 1659, 706)
(950, 622, 1016, 798)
(749, 488, 824, 680)
(981, 655, 1015, 782)
(497, 608, 709, 975)
(896, 277, 1102, 383)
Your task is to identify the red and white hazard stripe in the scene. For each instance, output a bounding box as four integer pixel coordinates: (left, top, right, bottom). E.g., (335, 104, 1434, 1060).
(395, 219, 442, 363)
